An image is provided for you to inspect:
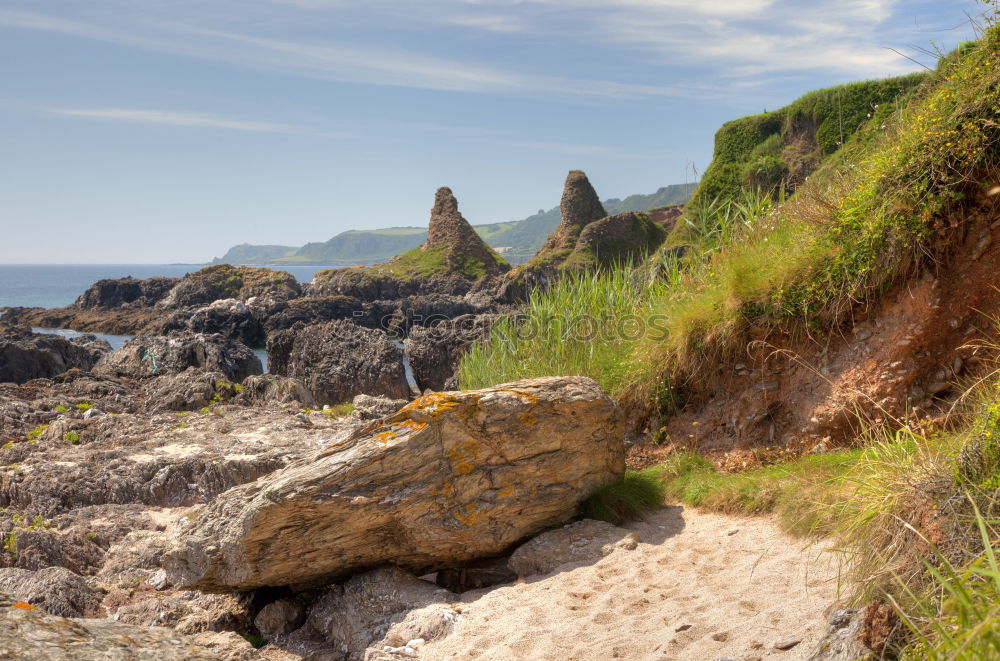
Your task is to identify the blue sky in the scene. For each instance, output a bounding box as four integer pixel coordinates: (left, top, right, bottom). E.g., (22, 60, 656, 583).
(0, 0, 983, 263)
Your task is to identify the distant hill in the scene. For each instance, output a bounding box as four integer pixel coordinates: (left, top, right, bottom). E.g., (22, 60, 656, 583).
(212, 182, 696, 266)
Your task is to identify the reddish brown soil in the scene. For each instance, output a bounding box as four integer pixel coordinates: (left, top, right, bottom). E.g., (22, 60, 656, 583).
(629, 194, 1000, 466)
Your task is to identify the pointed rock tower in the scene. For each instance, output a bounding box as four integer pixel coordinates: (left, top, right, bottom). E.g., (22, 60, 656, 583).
(535, 170, 607, 263)
(424, 187, 507, 277)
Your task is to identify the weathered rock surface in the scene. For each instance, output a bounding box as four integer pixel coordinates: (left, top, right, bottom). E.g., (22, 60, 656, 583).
(508, 519, 641, 577)
(163, 376, 625, 591)
(808, 608, 869, 660)
(562, 211, 666, 269)
(155, 298, 265, 348)
(267, 320, 410, 405)
(0, 591, 237, 660)
(160, 264, 301, 309)
(423, 187, 509, 279)
(94, 332, 262, 382)
(0, 566, 104, 617)
(349, 393, 409, 421)
(535, 170, 607, 263)
(78, 276, 179, 309)
(235, 373, 318, 408)
(0, 329, 105, 384)
(403, 315, 494, 391)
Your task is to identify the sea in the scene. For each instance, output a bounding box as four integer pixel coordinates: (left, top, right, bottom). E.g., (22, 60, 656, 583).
(0, 264, 345, 373)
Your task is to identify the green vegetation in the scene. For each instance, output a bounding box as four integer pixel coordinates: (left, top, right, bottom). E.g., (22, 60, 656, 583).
(52, 405, 67, 414)
(581, 467, 668, 524)
(26, 425, 47, 442)
(62, 431, 80, 444)
(322, 402, 356, 419)
(2, 531, 15, 560)
(74, 403, 90, 412)
(459, 263, 672, 397)
(688, 72, 928, 212)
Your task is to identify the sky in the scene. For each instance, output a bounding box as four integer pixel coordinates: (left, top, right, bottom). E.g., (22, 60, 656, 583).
(0, 0, 986, 264)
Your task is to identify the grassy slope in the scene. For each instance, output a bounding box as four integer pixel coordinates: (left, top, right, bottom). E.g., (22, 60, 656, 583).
(465, 27, 1000, 656)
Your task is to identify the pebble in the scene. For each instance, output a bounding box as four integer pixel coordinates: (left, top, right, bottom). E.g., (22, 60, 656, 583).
(675, 624, 692, 632)
(773, 635, 802, 650)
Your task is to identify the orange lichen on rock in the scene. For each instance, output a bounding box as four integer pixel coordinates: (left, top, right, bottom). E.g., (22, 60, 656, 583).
(449, 439, 480, 475)
(519, 413, 538, 426)
(375, 431, 398, 445)
(10, 602, 38, 611)
(455, 503, 482, 527)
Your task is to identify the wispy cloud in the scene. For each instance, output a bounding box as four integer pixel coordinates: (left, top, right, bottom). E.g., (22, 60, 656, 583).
(48, 107, 343, 136)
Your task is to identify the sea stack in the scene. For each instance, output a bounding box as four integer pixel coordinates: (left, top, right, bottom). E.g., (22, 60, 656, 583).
(424, 186, 509, 278)
(536, 170, 607, 259)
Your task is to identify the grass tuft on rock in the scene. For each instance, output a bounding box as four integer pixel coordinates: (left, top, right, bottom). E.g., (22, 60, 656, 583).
(581, 468, 667, 525)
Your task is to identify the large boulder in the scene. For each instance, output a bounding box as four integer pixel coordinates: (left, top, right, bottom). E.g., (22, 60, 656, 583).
(154, 299, 265, 348)
(267, 320, 411, 405)
(93, 332, 262, 382)
(77, 276, 179, 309)
(162, 376, 625, 591)
(0, 591, 237, 660)
(0, 329, 104, 385)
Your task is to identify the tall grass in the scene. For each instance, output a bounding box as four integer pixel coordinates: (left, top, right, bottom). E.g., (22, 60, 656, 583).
(458, 264, 667, 395)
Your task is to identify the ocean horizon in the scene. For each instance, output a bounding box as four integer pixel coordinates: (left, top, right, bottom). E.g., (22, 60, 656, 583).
(0, 263, 346, 309)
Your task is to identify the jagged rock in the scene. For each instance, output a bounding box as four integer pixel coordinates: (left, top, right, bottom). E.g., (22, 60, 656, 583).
(0, 591, 233, 660)
(0, 566, 104, 617)
(255, 598, 307, 639)
(403, 315, 494, 391)
(78, 276, 179, 309)
(306, 188, 509, 303)
(155, 299, 265, 348)
(262, 296, 366, 334)
(267, 320, 410, 405)
(350, 393, 409, 421)
(423, 187, 509, 279)
(0, 404, 339, 517)
(235, 374, 317, 408)
(0, 329, 103, 384)
(535, 170, 607, 263)
(93, 332, 262, 382)
(300, 568, 454, 661)
(807, 608, 868, 660)
(160, 265, 301, 309)
(162, 376, 625, 591)
(508, 519, 641, 577)
(141, 369, 240, 413)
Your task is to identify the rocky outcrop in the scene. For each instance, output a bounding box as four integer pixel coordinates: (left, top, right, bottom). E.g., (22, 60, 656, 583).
(0, 591, 241, 660)
(267, 320, 411, 405)
(77, 276, 179, 309)
(159, 265, 301, 309)
(0, 567, 104, 617)
(154, 299, 265, 348)
(534, 170, 607, 264)
(307, 188, 509, 303)
(404, 314, 494, 391)
(561, 211, 667, 269)
(93, 332, 261, 382)
(424, 187, 509, 279)
(0, 329, 107, 385)
(163, 376, 625, 591)
(234, 373, 318, 408)
(808, 608, 869, 660)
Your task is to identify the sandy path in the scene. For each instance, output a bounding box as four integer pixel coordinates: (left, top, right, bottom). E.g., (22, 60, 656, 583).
(421, 506, 839, 661)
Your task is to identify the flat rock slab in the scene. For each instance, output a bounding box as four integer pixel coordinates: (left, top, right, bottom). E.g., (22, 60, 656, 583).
(164, 376, 625, 591)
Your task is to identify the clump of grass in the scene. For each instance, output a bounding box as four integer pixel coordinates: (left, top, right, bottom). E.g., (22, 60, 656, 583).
(322, 402, 356, 419)
(62, 431, 80, 444)
(52, 405, 67, 414)
(459, 263, 667, 396)
(581, 467, 667, 525)
(75, 403, 90, 412)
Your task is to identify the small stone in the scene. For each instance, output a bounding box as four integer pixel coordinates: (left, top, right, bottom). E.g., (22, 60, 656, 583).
(773, 636, 802, 650)
(927, 382, 949, 395)
(146, 568, 169, 591)
(726, 529, 739, 536)
(83, 408, 105, 420)
(675, 624, 692, 632)
(711, 631, 729, 642)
